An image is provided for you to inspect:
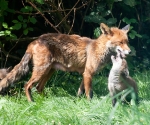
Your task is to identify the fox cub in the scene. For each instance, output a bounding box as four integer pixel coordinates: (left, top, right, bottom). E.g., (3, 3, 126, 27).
(108, 52, 138, 106)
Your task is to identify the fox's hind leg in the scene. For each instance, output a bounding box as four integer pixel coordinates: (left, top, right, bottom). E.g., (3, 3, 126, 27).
(36, 69, 55, 93)
(24, 65, 51, 102)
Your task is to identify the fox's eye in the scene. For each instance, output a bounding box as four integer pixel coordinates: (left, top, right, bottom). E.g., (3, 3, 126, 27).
(120, 42, 123, 44)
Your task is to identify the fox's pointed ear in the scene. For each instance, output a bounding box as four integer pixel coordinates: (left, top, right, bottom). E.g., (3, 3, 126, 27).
(122, 24, 130, 33)
(100, 23, 112, 35)
(7, 66, 12, 72)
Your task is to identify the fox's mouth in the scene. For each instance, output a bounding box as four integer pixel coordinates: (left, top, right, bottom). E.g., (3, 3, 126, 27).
(117, 49, 126, 58)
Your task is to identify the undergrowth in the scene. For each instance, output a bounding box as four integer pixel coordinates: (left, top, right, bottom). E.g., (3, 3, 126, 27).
(0, 70, 150, 125)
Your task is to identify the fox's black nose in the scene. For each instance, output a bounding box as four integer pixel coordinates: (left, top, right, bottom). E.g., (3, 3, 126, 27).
(129, 50, 131, 54)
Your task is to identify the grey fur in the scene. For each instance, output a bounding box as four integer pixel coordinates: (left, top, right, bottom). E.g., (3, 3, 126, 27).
(108, 53, 138, 106)
(0, 67, 12, 80)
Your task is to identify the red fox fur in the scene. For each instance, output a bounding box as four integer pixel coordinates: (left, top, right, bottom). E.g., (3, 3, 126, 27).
(0, 23, 131, 101)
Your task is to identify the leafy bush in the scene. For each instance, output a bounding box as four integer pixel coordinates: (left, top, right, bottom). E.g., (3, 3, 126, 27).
(84, 0, 150, 71)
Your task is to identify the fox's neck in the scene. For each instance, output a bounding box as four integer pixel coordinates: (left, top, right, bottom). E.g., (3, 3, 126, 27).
(94, 36, 115, 68)
(97, 35, 115, 56)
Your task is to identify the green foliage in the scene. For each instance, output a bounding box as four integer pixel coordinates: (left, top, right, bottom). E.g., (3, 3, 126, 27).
(122, 17, 142, 39)
(0, 0, 8, 12)
(0, 2, 37, 40)
(35, 0, 44, 4)
(11, 14, 36, 35)
(84, 0, 150, 71)
(84, 2, 117, 26)
(0, 22, 17, 40)
(84, 1, 142, 40)
(123, 0, 137, 7)
(84, 1, 118, 38)
(93, 27, 101, 38)
(0, 0, 149, 70)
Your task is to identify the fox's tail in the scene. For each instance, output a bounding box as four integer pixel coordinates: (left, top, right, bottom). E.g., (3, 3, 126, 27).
(0, 52, 32, 94)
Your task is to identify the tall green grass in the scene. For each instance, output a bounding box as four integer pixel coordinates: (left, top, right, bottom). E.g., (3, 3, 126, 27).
(0, 70, 150, 125)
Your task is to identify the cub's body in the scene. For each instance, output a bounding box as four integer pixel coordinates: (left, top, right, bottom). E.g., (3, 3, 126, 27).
(108, 53, 138, 106)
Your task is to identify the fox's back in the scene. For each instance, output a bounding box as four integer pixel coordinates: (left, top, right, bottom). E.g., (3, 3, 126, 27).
(28, 33, 94, 73)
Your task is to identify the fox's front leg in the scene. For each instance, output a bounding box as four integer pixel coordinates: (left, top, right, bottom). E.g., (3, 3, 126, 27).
(82, 71, 93, 99)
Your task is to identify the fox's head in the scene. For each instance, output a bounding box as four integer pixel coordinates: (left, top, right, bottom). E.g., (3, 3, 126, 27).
(100, 23, 131, 58)
(0, 67, 12, 81)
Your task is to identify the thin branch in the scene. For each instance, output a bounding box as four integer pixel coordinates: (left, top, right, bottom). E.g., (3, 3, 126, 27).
(76, 1, 91, 10)
(79, 0, 92, 34)
(0, 47, 3, 67)
(10, 36, 38, 42)
(0, 45, 21, 61)
(0, 36, 37, 67)
(4, 34, 23, 67)
(28, 2, 61, 33)
(68, 8, 76, 34)
(118, 20, 122, 28)
(55, 0, 80, 27)
(15, 2, 90, 16)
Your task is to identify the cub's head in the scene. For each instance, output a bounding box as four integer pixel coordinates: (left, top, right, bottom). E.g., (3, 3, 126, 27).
(111, 52, 129, 76)
(0, 67, 12, 81)
(100, 23, 131, 58)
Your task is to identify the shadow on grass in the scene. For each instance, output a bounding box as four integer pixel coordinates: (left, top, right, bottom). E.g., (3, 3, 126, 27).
(6, 70, 110, 99)
(43, 70, 109, 98)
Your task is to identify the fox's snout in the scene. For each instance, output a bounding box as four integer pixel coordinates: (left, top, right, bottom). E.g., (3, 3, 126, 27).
(128, 50, 131, 54)
(116, 46, 131, 55)
(123, 44, 131, 55)
(123, 49, 131, 55)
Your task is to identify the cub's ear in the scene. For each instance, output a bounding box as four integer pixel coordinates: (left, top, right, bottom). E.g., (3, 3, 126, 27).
(7, 66, 12, 72)
(100, 23, 112, 35)
(122, 24, 130, 33)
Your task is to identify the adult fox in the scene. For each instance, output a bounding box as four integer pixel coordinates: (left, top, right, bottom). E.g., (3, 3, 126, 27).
(0, 23, 131, 101)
